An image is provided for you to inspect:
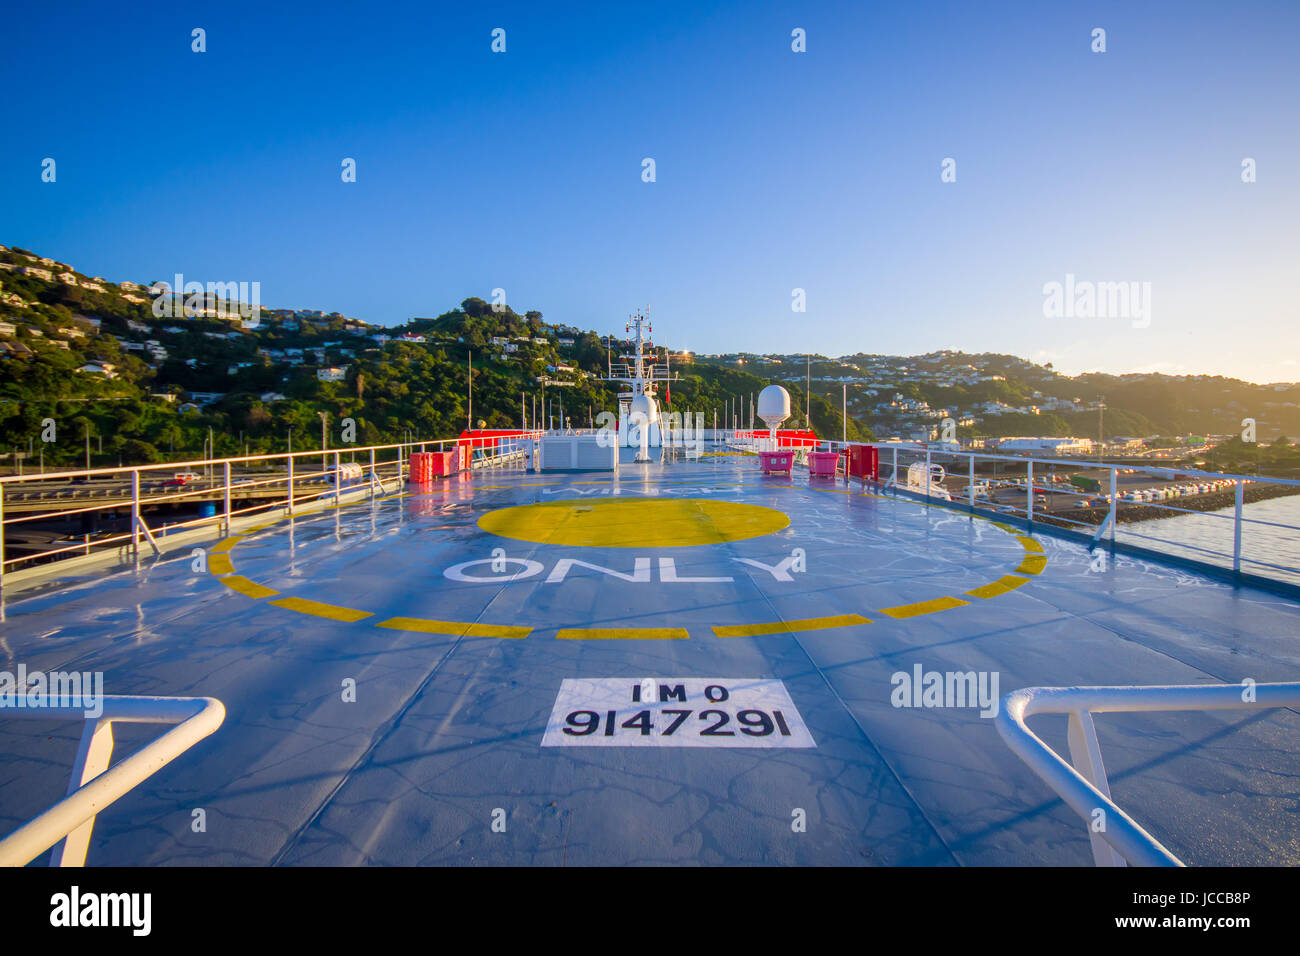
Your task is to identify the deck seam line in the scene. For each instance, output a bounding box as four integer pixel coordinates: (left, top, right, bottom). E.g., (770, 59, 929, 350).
(729, 553, 961, 865)
(268, 493, 558, 864)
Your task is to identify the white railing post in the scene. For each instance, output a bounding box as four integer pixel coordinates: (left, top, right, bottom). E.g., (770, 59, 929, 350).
(333, 451, 341, 500)
(968, 455, 975, 509)
(0, 696, 225, 868)
(1027, 460, 1034, 522)
(1065, 710, 1127, 867)
(925, 448, 932, 497)
(1109, 468, 1118, 543)
(286, 455, 295, 516)
(998, 682, 1300, 867)
(369, 448, 377, 498)
(223, 461, 232, 536)
(131, 470, 141, 556)
(1234, 480, 1244, 572)
(49, 718, 115, 867)
(0, 481, 6, 590)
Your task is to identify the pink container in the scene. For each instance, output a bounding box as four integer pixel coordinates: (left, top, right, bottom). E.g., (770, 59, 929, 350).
(759, 450, 794, 476)
(808, 451, 841, 478)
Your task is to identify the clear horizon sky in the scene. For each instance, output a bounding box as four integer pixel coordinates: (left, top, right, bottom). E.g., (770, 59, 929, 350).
(3, 1, 1297, 383)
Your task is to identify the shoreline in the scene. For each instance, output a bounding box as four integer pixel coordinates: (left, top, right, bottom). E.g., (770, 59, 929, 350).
(1037, 482, 1300, 528)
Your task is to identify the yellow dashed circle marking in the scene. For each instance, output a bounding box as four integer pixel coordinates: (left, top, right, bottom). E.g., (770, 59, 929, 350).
(210, 481, 1046, 637)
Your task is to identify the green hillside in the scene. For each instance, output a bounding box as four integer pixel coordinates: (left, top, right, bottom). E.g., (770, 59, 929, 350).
(3, 242, 1296, 472)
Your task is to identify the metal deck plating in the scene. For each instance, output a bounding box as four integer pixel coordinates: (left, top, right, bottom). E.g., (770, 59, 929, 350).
(3, 456, 1300, 865)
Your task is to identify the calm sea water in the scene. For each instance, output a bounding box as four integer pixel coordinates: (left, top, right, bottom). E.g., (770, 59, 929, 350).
(1115, 494, 1300, 586)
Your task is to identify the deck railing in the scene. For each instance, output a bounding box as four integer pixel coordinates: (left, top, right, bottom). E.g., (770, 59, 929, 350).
(0, 695, 226, 867)
(995, 681, 1300, 866)
(723, 434, 1300, 592)
(0, 435, 539, 586)
(6, 430, 1299, 593)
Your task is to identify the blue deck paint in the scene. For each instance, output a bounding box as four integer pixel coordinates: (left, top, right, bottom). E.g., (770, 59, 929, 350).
(2, 457, 1299, 865)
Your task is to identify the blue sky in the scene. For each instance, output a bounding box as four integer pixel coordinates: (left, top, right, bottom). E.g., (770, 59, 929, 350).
(2, 0, 1297, 381)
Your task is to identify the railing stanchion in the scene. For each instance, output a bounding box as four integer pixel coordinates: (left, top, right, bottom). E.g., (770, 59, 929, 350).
(1027, 460, 1034, 523)
(1234, 480, 1244, 572)
(287, 455, 294, 516)
(968, 455, 975, 510)
(1109, 468, 1118, 544)
(0, 696, 226, 868)
(997, 681, 1300, 867)
(222, 461, 232, 536)
(131, 470, 140, 556)
(1065, 709, 1127, 867)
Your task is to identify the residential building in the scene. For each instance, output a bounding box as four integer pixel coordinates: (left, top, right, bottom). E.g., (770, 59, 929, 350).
(77, 362, 117, 378)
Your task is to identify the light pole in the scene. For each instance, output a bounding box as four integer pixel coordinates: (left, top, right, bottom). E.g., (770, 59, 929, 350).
(319, 411, 328, 481)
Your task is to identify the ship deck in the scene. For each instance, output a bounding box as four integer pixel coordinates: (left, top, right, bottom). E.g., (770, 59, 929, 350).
(3, 454, 1300, 865)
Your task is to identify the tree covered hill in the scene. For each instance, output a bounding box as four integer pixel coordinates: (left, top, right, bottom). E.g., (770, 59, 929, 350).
(0, 246, 869, 467)
(2, 242, 1294, 470)
(697, 349, 1300, 442)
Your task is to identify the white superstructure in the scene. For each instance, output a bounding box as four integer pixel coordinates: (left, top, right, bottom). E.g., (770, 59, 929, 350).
(603, 308, 677, 457)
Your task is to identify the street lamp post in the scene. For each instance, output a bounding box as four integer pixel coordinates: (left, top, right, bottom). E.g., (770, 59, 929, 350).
(319, 411, 328, 483)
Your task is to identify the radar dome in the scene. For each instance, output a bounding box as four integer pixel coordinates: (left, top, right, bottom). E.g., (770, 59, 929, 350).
(628, 393, 659, 423)
(757, 385, 791, 432)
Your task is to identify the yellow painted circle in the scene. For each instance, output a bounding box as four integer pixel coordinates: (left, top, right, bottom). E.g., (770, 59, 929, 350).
(476, 497, 789, 548)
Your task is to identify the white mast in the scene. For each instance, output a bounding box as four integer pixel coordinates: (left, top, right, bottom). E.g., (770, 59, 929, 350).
(602, 307, 676, 448)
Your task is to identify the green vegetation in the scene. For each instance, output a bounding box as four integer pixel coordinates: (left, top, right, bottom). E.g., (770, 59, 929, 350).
(1198, 436, 1300, 478)
(0, 262, 869, 467)
(3, 244, 1296, 472)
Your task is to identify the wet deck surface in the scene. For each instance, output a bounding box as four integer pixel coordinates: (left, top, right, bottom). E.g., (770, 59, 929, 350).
(3, 455, 1299, 865)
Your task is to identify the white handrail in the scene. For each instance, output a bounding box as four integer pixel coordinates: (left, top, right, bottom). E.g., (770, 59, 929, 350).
(0, 695, 226, 867)
(995, 681, 1300, 866)
(0, 431, 545, 583)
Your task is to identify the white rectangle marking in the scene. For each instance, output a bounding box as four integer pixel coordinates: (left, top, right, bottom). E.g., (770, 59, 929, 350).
(541, 677, 815, 748)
